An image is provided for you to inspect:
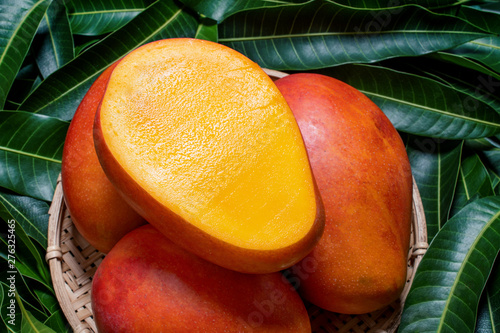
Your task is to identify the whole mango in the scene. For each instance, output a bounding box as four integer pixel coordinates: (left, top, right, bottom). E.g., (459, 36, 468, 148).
(275, 73, 413, 314)
(92, 224, 311, 332)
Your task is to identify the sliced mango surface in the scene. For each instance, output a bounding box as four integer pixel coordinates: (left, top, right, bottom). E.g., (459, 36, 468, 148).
(98, 38, 319, 251)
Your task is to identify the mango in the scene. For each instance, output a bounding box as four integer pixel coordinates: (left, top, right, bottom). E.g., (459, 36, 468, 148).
(61, 63, 145, 253)
(275, 73, 412, 314)
(93, 38, 324, 273)
(92, 224, 311, 332)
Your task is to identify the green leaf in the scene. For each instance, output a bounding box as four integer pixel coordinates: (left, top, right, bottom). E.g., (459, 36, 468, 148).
(195, 17, 218, 42)
(426, 51, 500, 81)
(0, 190, 49, 248)
(43, 311, 69, 333)
(480, 147, 500, 177)
(450, 154, 495, 216)
(385, 55, 500, 114)
(19, 0, 199, 121)
(180, 0, 308, 22)
(403, 134, 463, 241)
(0, 219, 50, 287)
(453, 4, 500, 34)
(475, 258, 500, 332)
(399, 196, 500, 333)
(67, 0, 154, 36)
(0, 0, 51, 109)
(0, 111, 68, 201)
(446, 36, 500, 74)
(33, 288, 58, 315)
(17, 293, 57, 333)
(0, 282, 19, 332)
(329, 0, 459, 9)
(317, 64, 500, 139)
(33, 0, 74, 79)
(0, 260, 54, 325)
(218, 1, 487, 70)
(5, 57, 41, 109)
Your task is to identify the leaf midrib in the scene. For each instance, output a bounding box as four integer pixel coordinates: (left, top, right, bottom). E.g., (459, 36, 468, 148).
(361, 90, 500, 128)
(0, 192, 46, 243)
(68, 8, 145, 16)
(470, 40, 500, 51)
(219, 30, 486, 42)
(0, 145, 61, 164)
(437, 207, 500, 332)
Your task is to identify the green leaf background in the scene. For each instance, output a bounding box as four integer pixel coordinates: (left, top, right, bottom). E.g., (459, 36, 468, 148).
(1, 0, 500, 331)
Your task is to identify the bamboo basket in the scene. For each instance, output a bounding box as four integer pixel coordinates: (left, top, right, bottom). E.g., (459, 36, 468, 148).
(46, 69, 428, 333)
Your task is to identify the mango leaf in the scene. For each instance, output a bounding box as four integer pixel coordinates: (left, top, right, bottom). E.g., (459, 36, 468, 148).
(0, 260, 53, 326)
(389, 55, 500, 114)
(180, 0, 308, 22)
(317, 64, 500, 139)
(0, 282, 19, 332)
(0, 0, 51, 109)
(43, 311, 69, 333)
(377, 54, 500, 116)
(426, 51, 500, 81)
(399, 196, 500, 333)
(0, 111, 68, 201)
(475, 258, 500, 332)
(218, 1, 487, 70)
(0, 219, 50, 287)
(33, 288, 58, 315)
(17, 293, 56, 333)
(19, 0, 199, 121)
(328, 0, 459, 9)
(0, 190, 49, 248)
(450, 155, 495, 217)
(446, 37, 500, 74)
(453, 4, 500, 34)
(67, 0, 154, 36)
(403, 134, 463, 241)
(195, 17, 218, 42)
(480, 148, 500, 176)
(33, 0, 74, 79)
(6, 60, 41, 109)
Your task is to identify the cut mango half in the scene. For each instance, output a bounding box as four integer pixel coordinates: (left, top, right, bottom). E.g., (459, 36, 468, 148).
(94, 38, 324, 273)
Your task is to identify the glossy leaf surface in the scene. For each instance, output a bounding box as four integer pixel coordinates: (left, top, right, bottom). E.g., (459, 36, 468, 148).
(318, 64, 500, 139)
(219, 1, 487, 70)
(404, 134, 463, 241)
(0, 111, 68, 201)
(0, 0, 50, 109)
(400, 196, 500, 332)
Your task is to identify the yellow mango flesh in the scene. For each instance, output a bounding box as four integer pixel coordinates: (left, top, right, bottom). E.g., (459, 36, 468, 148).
(99, 39, 318, 252)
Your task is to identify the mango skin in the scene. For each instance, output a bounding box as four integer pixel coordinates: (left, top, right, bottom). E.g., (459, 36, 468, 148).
(92, 224, 311, 333)
(275, 73, 413, 314)
(61, 63, 146, 253)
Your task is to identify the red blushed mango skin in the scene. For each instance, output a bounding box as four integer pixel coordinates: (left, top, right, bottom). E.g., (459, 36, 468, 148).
(92, 224, 311, 333)
(275, 73, 413, 314)
(61, 63, 146, 253)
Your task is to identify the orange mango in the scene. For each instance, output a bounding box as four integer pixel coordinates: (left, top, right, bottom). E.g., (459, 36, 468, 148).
(275, 73, 413, 314)
(92, 224, 311, 332)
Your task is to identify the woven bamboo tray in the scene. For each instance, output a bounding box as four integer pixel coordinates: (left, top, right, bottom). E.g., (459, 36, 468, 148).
(46, 174, 426, 333)
(46, 69, 428, 333)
